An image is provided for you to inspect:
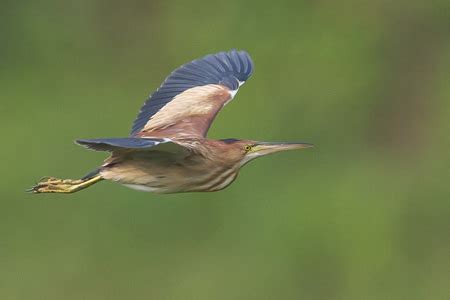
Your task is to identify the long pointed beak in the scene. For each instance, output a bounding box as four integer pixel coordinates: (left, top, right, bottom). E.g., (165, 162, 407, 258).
(251, 141, 314, 156)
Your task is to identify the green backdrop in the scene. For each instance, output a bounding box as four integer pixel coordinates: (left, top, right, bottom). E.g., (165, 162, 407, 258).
(1, 0, 449, 299)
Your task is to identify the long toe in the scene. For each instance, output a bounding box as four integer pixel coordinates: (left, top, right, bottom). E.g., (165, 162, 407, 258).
(28, 178, 74, 193)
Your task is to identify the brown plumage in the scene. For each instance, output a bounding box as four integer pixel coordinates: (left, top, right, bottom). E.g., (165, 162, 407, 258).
(101, 139, 247, 193)
(29, 50, 313, 194)
(137, 85, 231, 138)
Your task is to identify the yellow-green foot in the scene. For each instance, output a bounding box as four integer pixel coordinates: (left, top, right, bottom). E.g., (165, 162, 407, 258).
(28, 176, 103, 194)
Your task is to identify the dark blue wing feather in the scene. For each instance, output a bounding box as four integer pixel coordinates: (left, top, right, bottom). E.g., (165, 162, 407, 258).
(130, 49, 254, 136)
(76, 138, 170, 152)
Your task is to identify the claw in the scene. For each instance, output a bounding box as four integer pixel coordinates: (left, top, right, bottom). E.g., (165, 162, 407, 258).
(26, 183, 43, 194)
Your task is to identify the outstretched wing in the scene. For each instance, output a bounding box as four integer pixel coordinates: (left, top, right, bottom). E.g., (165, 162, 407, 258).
(130, 50, 253, 138)
(76, 137, 188, 154)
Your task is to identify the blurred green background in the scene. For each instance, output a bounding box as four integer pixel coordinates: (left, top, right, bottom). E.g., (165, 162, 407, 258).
(1, 0, 449, 299)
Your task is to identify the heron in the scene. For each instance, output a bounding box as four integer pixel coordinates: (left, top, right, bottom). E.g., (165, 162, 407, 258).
(29, 50, 313, 194)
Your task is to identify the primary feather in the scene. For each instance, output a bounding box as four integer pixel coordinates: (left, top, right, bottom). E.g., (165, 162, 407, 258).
(76, 138, 171, 152)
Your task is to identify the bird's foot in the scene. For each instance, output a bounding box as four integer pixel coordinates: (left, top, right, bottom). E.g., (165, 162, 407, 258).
(28, 174, 104, 194)
(27, 177, 84, 194)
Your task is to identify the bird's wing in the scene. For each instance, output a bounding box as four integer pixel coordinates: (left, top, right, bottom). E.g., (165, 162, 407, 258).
(76, 137, 188, 155)
(130, 50, 253, 138)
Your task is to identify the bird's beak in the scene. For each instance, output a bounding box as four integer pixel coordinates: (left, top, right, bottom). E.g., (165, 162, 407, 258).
(250, 141, 314, 157)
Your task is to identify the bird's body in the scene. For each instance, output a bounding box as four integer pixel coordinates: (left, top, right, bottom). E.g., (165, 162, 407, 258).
(100, 138, 243, 193)
(30, 50, 312, 194)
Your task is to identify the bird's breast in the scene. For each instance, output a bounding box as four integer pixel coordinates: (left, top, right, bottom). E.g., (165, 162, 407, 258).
(101, 155, 239, 193)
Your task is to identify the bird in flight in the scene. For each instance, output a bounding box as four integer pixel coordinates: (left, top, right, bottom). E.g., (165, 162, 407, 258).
(29, 50, 313, 194)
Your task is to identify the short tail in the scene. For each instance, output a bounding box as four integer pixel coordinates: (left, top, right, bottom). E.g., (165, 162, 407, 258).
(28, 170, 103, 194)
(81, 168, 101, 180)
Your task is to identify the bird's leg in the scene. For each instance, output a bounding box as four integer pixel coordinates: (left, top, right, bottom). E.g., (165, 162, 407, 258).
(28, 175, 103, 194)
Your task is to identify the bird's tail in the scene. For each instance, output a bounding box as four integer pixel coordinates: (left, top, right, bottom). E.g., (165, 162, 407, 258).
(28, 169, 103, 194)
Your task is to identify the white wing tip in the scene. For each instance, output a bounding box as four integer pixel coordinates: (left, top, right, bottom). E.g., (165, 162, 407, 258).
(226, 81, 245, 104)
(229, 89, 239, 99)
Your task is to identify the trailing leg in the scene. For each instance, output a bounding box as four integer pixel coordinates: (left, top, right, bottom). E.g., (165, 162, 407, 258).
(28, 175, 103, 194)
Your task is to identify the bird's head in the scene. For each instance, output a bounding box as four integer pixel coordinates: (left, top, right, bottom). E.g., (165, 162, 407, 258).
(220, 139, 313, 166)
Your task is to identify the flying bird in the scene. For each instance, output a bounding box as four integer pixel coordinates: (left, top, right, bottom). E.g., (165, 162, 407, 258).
(29, 50, 313, 194)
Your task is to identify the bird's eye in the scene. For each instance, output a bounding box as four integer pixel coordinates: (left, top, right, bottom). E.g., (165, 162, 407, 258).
(244, 145, 252, 152)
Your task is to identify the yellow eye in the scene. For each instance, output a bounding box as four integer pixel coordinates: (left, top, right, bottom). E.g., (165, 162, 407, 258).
(244, 145, 252, 152)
